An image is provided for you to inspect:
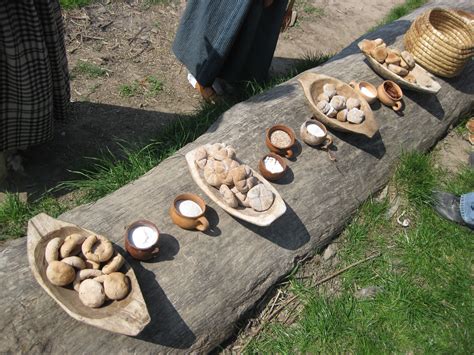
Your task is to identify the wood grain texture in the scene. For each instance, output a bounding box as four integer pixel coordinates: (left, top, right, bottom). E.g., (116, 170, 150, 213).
(185, 144, 287, 226)
(27, 213, 150, 336)
(0, 1, 472, 353)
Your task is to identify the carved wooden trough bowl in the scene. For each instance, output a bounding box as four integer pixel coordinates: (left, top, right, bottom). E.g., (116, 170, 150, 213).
(27, 213, 150, 336)
(185, 145, 287, 227)
(298, 72, 379, 138)
(358, 41, 441, 94)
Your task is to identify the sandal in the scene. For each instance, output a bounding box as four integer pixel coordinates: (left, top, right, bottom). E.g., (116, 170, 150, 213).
(187, 72, 218, 104)
(281, 0, 297, 32)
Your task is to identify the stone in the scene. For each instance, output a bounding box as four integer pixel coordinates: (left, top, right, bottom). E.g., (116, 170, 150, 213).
(323, 244, 337, 260)
(354, 286, 383, 300)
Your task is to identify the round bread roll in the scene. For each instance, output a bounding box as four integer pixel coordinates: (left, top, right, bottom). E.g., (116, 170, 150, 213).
(247, 184, 275, 212)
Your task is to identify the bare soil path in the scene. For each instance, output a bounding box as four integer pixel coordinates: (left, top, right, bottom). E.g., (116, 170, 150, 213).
(3, 0, 405, 199)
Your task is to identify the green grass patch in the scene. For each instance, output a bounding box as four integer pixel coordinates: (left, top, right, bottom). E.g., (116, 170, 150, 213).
(246, 152, 474, 353)
(394, 151, 436, 206)
(119, 77, 165, 98)
(60, 0, 92, 9)
(146, 76, 164, 96)
(0, 194, 66, 240)
(370, 0, 428, 31)
(303, 5, 324, 17)
(119, 81, 140, 97)
(292, 52, 333, 76)
(72, 61, 107, 79)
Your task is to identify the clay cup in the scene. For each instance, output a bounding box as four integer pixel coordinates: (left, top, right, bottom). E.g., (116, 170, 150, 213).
(300, 120, 333, 148)
(349, 80, 378, 104)
(377, 80, 403, 111)
(124, 220, 160, 261)
(265, 124, 296, 158)
(258, 153, 288, 181)
(169, 193, 209, 232)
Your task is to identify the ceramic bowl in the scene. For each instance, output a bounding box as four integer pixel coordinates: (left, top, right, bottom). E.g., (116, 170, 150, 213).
(124, 220, 160, 261)
(300, 120, 333, 147)
(349, 81, 378, 104)
(377, 80, 403, 111)
(265, 124, 296, 158)
(258, 153, 288, 181)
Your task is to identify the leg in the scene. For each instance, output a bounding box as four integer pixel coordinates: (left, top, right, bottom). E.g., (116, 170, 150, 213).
(0, 151, 6, 182)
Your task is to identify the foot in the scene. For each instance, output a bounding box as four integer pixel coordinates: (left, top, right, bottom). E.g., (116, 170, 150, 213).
(432, 191, 465, 225)
(187, 72, 218, 104)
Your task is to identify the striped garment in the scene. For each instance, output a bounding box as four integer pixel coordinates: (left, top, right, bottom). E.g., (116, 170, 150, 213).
(0, 0, 70, 152)
(173, 0, 288, 87)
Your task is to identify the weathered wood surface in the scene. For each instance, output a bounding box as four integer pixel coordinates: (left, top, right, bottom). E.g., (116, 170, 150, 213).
(1, 1, 473, 353)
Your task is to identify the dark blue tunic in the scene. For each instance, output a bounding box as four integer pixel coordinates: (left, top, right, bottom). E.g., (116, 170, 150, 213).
(173, 0, 288, 87)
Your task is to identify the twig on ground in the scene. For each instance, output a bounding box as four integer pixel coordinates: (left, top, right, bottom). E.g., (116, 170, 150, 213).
(128, 26, 145, 45)
(266, 289, 282, 319)
(311, 252, 382, 287)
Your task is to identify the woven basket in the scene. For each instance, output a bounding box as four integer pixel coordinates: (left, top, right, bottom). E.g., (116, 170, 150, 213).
(404, 8, 474, 77)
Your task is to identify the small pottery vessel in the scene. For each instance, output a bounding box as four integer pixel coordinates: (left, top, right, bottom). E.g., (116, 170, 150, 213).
(265, 124, 296, 158)
(124, 220, 160, 261)
(349, 81, 378, 104)
(258, 153, 288, 181)
(170, 193, 209, 231)
(377, 80, 403, 111)
(300, 120, 333, 148)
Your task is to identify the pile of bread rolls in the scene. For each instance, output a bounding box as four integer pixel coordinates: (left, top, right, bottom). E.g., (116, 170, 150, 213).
(195, 143, 275, 212)
(359, 38, 417, 83)
(44, 233, 130, 308)
(316, 83, 365, 124)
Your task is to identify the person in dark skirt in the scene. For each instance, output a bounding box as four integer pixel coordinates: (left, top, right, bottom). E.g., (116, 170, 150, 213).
(0, 0, 70, 181)
(172, 0, 290, 101)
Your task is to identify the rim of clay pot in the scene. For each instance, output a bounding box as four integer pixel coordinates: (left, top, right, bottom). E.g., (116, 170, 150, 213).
(266, 124, 296, 150)
(259, 152, 288, 178)
(173, 193, 206, 218)
(125, 220, 160, 250)
(383, 80, 403, 100)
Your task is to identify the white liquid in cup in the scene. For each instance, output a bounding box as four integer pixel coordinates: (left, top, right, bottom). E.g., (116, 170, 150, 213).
(306, 123, 326, 137)
(264, 156, 284, 173)
(176, 199, 203, 218)
(360, 86, 375, 98)
(129, 225, 158, 249)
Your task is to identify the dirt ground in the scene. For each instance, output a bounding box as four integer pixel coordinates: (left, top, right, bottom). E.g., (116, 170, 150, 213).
(2, 0, 405, 199)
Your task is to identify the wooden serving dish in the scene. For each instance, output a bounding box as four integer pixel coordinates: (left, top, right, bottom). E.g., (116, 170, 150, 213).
(358, 41, 441, 94)
(27, 213, 150, 336)
(298, 72, 379, 138)
(185, 145, 287, 227)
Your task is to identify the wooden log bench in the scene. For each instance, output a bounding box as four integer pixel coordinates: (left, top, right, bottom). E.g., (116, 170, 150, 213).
(0, 0, 472, 352)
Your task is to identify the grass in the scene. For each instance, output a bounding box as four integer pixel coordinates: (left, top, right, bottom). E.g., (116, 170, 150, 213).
(119, 81, 140, 97)
(60, 0, 92, 9)
(371, 0, 428, 31)
(0, 194, 66, 240)
(303, 5, 324, 17)
(146, 76, 164, 96)
(119, 76, 164, 98)
(72, 61, 107, 79)
(246, 151, 474, 353)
